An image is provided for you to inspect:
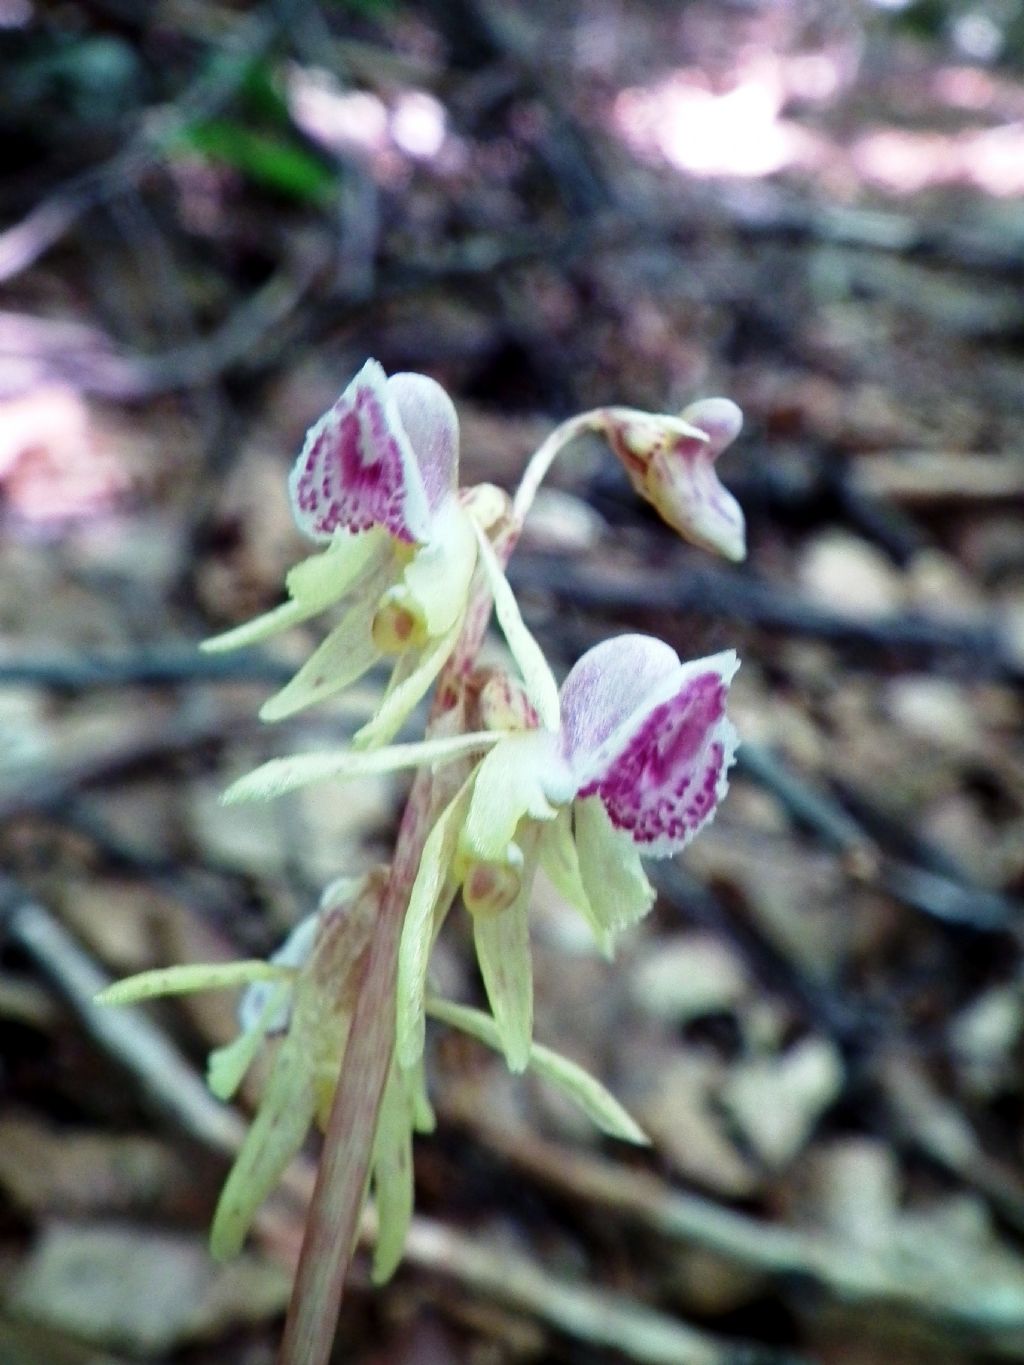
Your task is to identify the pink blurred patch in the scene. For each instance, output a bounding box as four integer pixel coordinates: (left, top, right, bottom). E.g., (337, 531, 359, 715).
(0, 385, 125, 527)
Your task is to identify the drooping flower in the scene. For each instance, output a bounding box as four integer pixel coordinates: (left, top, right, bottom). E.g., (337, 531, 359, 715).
(203, 359, 501, 748)
(603, 396, 746, 562)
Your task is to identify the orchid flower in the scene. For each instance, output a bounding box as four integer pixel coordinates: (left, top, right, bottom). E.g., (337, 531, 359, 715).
(603, 397, 746, 562)
(223, 533, 739, 1074)
(395, 608, 739, 1071)
(202, 360, 502, 748)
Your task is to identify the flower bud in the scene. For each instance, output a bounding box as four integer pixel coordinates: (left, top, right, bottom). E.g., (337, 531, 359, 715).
(477, 672, 540, 733)
(461, 845, 524, 917)
(605, 399, 745, 562)
(372, 587, 428, 653)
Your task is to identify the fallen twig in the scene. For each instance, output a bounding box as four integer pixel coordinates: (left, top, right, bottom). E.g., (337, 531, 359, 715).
(0, 706, 251, 825)
(509, 553, 1023, 680)
(0, 648, 293, 691)
(447, 1103, 1024, 1348)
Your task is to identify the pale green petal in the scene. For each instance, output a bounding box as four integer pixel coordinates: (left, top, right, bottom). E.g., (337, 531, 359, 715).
(353, 617, 463, 750)
(201, 598, 318, 654)
(526, 1041, 648, 1145)
(370, 1063, 415, 1284)
(95, 960, 291, 1007)
(573, 796, 655, 944)
(425, 998, 647, 1144)
(258, 591, 382, 722)
(207, 1028, 266, 1103)
(209, 877, 378, 1259)
(206, 979, 293, 1102)
(472, 828, 539, 1073)
(401, 499, 477, 636)
(538, 809, 612, 957)
(396, 777, 475, 1069)
(472, 523, 560, 731)
(287, 529, 389, 603)
(201, 531, 390, 653)
(210, 1030, 317, 1259)
(223, 732, 504, 805)
(459, 732, 562, 864)
(406, 1054, 436, 1135)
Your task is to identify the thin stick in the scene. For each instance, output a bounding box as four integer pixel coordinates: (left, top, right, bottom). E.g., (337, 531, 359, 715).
(0, 884, 245, 1157)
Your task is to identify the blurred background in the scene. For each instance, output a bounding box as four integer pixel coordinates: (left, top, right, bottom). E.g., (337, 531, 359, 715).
(2, 1, 1024, 1361)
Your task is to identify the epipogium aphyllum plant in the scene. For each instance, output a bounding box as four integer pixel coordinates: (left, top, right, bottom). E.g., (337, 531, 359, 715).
(98, 359, 746, 1365)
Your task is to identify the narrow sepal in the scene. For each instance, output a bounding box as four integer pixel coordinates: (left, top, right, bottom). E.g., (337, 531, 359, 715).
(206, 981, 292, 1102)
(472, 828, 539, 1073)
(573, 795, 655, 939)
(257, 573, 386, 722)
(395, 777, 475, 1068)
(537, 809, 612, 957)
(201, 531, 389, 653)
(209, 1030, 318, 1260)
(369, 1063, 416, 1284)
(353, 617, 463, 749)
(472, 523, 560, 731)
(95, 960, 291, 1006)
(426, 997, 648, 1144)
(222, 732, 505, 805)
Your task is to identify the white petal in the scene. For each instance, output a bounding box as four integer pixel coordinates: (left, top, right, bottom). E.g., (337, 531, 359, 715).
(560, 635, 681, 769)
(238, 912, 320, 1033)
(387, 371, 460, 517)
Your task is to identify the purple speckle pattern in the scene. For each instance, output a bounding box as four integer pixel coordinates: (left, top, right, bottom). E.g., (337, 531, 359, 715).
(578, 671, 732, 850)
(290, 367, 422, 544)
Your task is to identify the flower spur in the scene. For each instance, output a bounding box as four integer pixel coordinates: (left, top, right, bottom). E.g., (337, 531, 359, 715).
(202, 359, 498, 747)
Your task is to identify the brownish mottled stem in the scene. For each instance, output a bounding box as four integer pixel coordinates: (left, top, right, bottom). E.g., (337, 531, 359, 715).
(278, 767, 431, 1365)
(279, 581, 502, 1365)
(280, 420, 591, 1365)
